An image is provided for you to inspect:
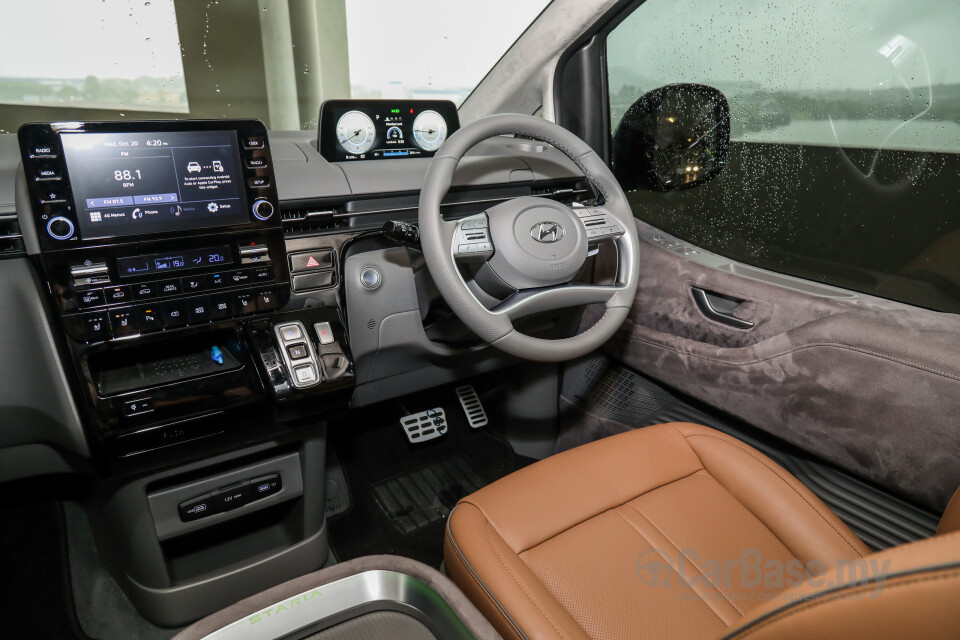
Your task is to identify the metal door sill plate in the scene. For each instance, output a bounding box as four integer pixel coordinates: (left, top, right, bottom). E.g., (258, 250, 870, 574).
(201, 570, 474, 639)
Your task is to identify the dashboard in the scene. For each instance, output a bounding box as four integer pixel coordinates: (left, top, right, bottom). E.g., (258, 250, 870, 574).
(1, 115, 584, 477)
(318, 99, 459, 162)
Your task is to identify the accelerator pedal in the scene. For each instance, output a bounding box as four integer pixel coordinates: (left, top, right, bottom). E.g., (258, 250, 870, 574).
(455, 385, 488, 428)
(400, 408, 447, 443)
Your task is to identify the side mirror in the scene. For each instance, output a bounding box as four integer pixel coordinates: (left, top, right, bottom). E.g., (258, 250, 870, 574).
(612, 83, 730, 192)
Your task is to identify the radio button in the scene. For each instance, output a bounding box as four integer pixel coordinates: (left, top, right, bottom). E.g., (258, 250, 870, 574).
(161, 299, 187, 328)
(29, 145, 57, 159)
(109, 309, 139, 338)
(103, 285, 132, 305)
(235, 291, 257, 314)
(209, 294, 234, 319)
(78, 312, 111, 343)
(132, 282, 158, 300)
(78, 288, 105, 309)
(157, 279, 182, 297)
(181, 276, 205, 293)
(136, 305, 163, 333)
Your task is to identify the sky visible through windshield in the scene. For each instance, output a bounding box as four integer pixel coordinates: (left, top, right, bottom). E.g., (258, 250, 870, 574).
(0, 0, 550, 129)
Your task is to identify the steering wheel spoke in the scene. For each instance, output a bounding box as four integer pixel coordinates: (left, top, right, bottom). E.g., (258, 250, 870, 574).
(491, 283, 623, 320)
(451, 213, 495, 262)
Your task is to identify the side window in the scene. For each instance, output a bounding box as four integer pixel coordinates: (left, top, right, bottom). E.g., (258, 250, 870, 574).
(606, 0, 960, 313)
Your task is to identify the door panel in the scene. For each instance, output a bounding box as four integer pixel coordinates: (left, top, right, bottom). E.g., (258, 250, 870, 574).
(594, 220, 960, 512)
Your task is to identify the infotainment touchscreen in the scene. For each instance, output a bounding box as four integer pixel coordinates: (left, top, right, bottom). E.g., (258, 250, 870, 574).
(61, 130, 250, 240)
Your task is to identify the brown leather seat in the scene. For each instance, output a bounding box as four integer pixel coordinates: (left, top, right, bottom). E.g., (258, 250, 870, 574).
(444, 422, 960, 640)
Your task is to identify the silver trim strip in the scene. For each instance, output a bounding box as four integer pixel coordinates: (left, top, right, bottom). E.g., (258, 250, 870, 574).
(201, 570, 476, 640)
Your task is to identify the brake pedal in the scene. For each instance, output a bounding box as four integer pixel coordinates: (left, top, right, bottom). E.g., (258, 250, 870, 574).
(455, 385, 488, 428)
(400, 408, 447, 443)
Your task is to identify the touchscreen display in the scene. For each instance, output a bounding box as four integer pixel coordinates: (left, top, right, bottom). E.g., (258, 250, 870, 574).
(61, 130, 250, 239)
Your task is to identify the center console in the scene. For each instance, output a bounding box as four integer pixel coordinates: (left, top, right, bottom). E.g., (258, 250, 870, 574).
(18, 120, 354, 469)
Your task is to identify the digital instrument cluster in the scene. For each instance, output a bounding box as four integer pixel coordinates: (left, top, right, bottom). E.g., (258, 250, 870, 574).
(317, 99, 459, 162)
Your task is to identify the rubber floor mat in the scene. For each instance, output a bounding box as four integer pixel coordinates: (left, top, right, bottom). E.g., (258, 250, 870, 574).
(371, 454, 487, 534)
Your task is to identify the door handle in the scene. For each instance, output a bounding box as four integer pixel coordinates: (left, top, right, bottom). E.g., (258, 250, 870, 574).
(691, 287, 754, 329)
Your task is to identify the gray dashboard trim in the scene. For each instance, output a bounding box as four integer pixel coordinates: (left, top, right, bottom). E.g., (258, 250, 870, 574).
(0, 258, 89, 461)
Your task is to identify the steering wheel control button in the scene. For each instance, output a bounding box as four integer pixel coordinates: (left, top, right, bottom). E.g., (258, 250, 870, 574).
(294, 364, 318, 385)
(279, 324, 302, 342)
(314, 321, 335, 344)
(400, 408, 448, 443)
(46, 216, 75, 240)
(251, 198, 275, 220)
(359, 266, 381, 289)
(289, 250, 333, 272)
(123, 397, 154, 417)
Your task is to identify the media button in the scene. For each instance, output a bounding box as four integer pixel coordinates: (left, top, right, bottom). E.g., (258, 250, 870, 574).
(109, 309, 139, 338)
(136, 305, 163, 333)
(132, 282, 158, 300)
(103, 285, 132, 305)
(34, 163, 62, 181)
(157, 279, 182, 297)
(78, 288, 105, 309)
(186, 296, 212, 324)
(161, 299, 187, 328)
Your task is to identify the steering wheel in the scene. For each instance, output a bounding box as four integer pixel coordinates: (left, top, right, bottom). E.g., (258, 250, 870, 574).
(418, 114, 640, 362)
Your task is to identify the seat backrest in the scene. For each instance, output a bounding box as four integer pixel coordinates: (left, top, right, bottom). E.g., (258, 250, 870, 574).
(721, 532, 960, 640)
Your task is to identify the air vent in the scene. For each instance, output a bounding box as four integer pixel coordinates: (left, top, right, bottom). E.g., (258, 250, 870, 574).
(0, 212, 25, 258)
(281, 208, 341, 235)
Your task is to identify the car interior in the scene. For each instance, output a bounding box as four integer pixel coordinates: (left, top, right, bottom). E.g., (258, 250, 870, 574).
(1, 0, 959, 639)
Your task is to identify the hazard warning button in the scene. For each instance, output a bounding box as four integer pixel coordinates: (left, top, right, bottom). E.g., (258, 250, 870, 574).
(289, 250, 333, 273)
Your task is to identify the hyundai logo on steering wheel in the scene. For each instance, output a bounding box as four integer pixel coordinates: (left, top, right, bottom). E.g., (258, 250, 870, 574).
(531, 221, 565, 243)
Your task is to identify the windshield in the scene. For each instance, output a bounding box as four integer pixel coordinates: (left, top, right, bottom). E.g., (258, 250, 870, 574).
(0, 0, 551, 133)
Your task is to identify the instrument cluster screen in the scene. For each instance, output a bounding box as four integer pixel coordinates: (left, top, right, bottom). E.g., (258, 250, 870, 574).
(61, 130, 250, 240)
(318, 99, 460, 162)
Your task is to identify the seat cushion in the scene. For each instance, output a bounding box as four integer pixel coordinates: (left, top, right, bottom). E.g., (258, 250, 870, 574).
(444, 422, 869, 640)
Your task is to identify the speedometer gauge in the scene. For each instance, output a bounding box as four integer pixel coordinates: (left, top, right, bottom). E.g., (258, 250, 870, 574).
(412, 110, 448, 152)
(336, 110, 376, 155)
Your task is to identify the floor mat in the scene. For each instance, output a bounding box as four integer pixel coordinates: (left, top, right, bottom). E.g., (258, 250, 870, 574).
(327, 385, 519, 567)
(0, 492, 88, 640)
(371, 454, 488, 534)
